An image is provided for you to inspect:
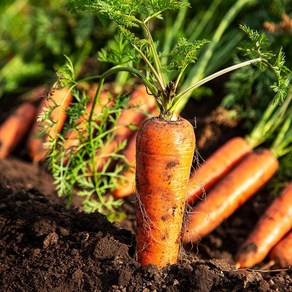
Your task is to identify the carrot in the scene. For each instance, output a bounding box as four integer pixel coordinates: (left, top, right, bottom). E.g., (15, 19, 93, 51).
(112, 131, 137, 198)
(26, 87, 73, 162)
(62, 84, 111, 162)
(0, 102, 36, 159)
(186, 137, 252, 204)
(136, 116, 195, 268)
(269, 230, 292, 268)
(183, 148, 279, 243)
(235, 183, 292, 268)
(113, 105, 159, 198)
(186, 95, 292, 205)
(92, 84, 157, 172)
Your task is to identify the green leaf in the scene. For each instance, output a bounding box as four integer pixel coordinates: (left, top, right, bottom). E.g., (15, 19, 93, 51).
(170, 37, 209, 70)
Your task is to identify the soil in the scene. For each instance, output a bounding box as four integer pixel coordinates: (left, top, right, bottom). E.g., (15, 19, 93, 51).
(0, 84, 291, 291)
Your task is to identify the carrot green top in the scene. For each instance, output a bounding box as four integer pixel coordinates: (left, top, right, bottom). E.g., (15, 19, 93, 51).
(62, 0, 290, 121)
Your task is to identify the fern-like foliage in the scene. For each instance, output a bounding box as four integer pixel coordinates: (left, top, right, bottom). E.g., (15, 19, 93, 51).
(239, 24, 291, 103)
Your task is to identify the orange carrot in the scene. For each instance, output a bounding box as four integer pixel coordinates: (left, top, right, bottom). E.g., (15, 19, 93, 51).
(112, 131, 137, 198)
(26, 87, 73, 162)
(136, 117, 195, 268)
(269, 230, 292, 268)
(183, 149, 279, 244)
(113, 106, 159, 198)
(186, 94, 291, 206)
(0, 102, 36, 159)
(186, 137, 252, 204)
(235, 183, 292, 268)
(62, 84, 111, 161)
(93, 84, 156, 172)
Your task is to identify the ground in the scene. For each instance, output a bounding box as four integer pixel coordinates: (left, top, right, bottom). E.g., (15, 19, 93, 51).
(0, 85, 291, 291)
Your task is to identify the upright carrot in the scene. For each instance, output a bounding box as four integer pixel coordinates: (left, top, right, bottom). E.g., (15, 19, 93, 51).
(136, 117, 195, 268)
(235, 183, 292, 268)
(27, 87, 73, 162)
(269, 230, 292, 268)
(0, 102, 36, 159)
(186, 94, 291, 205)
(183, 148, 279, 243)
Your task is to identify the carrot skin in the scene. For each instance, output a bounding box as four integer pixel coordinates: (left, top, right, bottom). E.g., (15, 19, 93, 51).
(269, 230, 292, 268)
(0, 102, 36, 159)
(27, 87, 73, 162)
(183, 149, 279, 244)
(235, 183, 292, 268)
(136, 117, 195, 268)
(186, 137, 252, 205)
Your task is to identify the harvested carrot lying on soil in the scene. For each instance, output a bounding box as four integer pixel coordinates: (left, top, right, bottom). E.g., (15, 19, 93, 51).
(235, 183, 292, 268)
(183, 148, 279, 243)
(93, 85, 156, 172)
(186, 95, 291, 205)
(136, 117, 195, 268)
(186, 137, 252, 204)
(269, 230, 292, 268)
(0, 102, 36, 159)
(27, 87, 73, 162)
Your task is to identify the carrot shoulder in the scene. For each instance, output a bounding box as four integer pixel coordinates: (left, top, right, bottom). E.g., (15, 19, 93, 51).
(235, 183, 292, 268)
(183, 149, 279, 243)
(186, 137, 252, 204)
(27, 87, 73, 162)
(136, 117, 195, 268)
(0, 102, 36, 159)
(269, 230, 292, 268)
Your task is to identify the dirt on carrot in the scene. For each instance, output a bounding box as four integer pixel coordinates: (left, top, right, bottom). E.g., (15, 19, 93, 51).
(135, 116, 195, 268)
(235, 182, 292, 268)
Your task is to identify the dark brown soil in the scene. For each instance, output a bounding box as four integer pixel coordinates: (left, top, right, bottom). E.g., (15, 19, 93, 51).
(0, 88, 291, 291)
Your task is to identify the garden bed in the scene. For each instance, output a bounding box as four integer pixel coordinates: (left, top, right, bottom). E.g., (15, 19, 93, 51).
(0, 98, 291, 291)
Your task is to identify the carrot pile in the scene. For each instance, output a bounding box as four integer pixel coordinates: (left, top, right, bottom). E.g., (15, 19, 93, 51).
(183, 96, 292, 242)
(186, 96, 291, 205)
(183, 148, 279, 243)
